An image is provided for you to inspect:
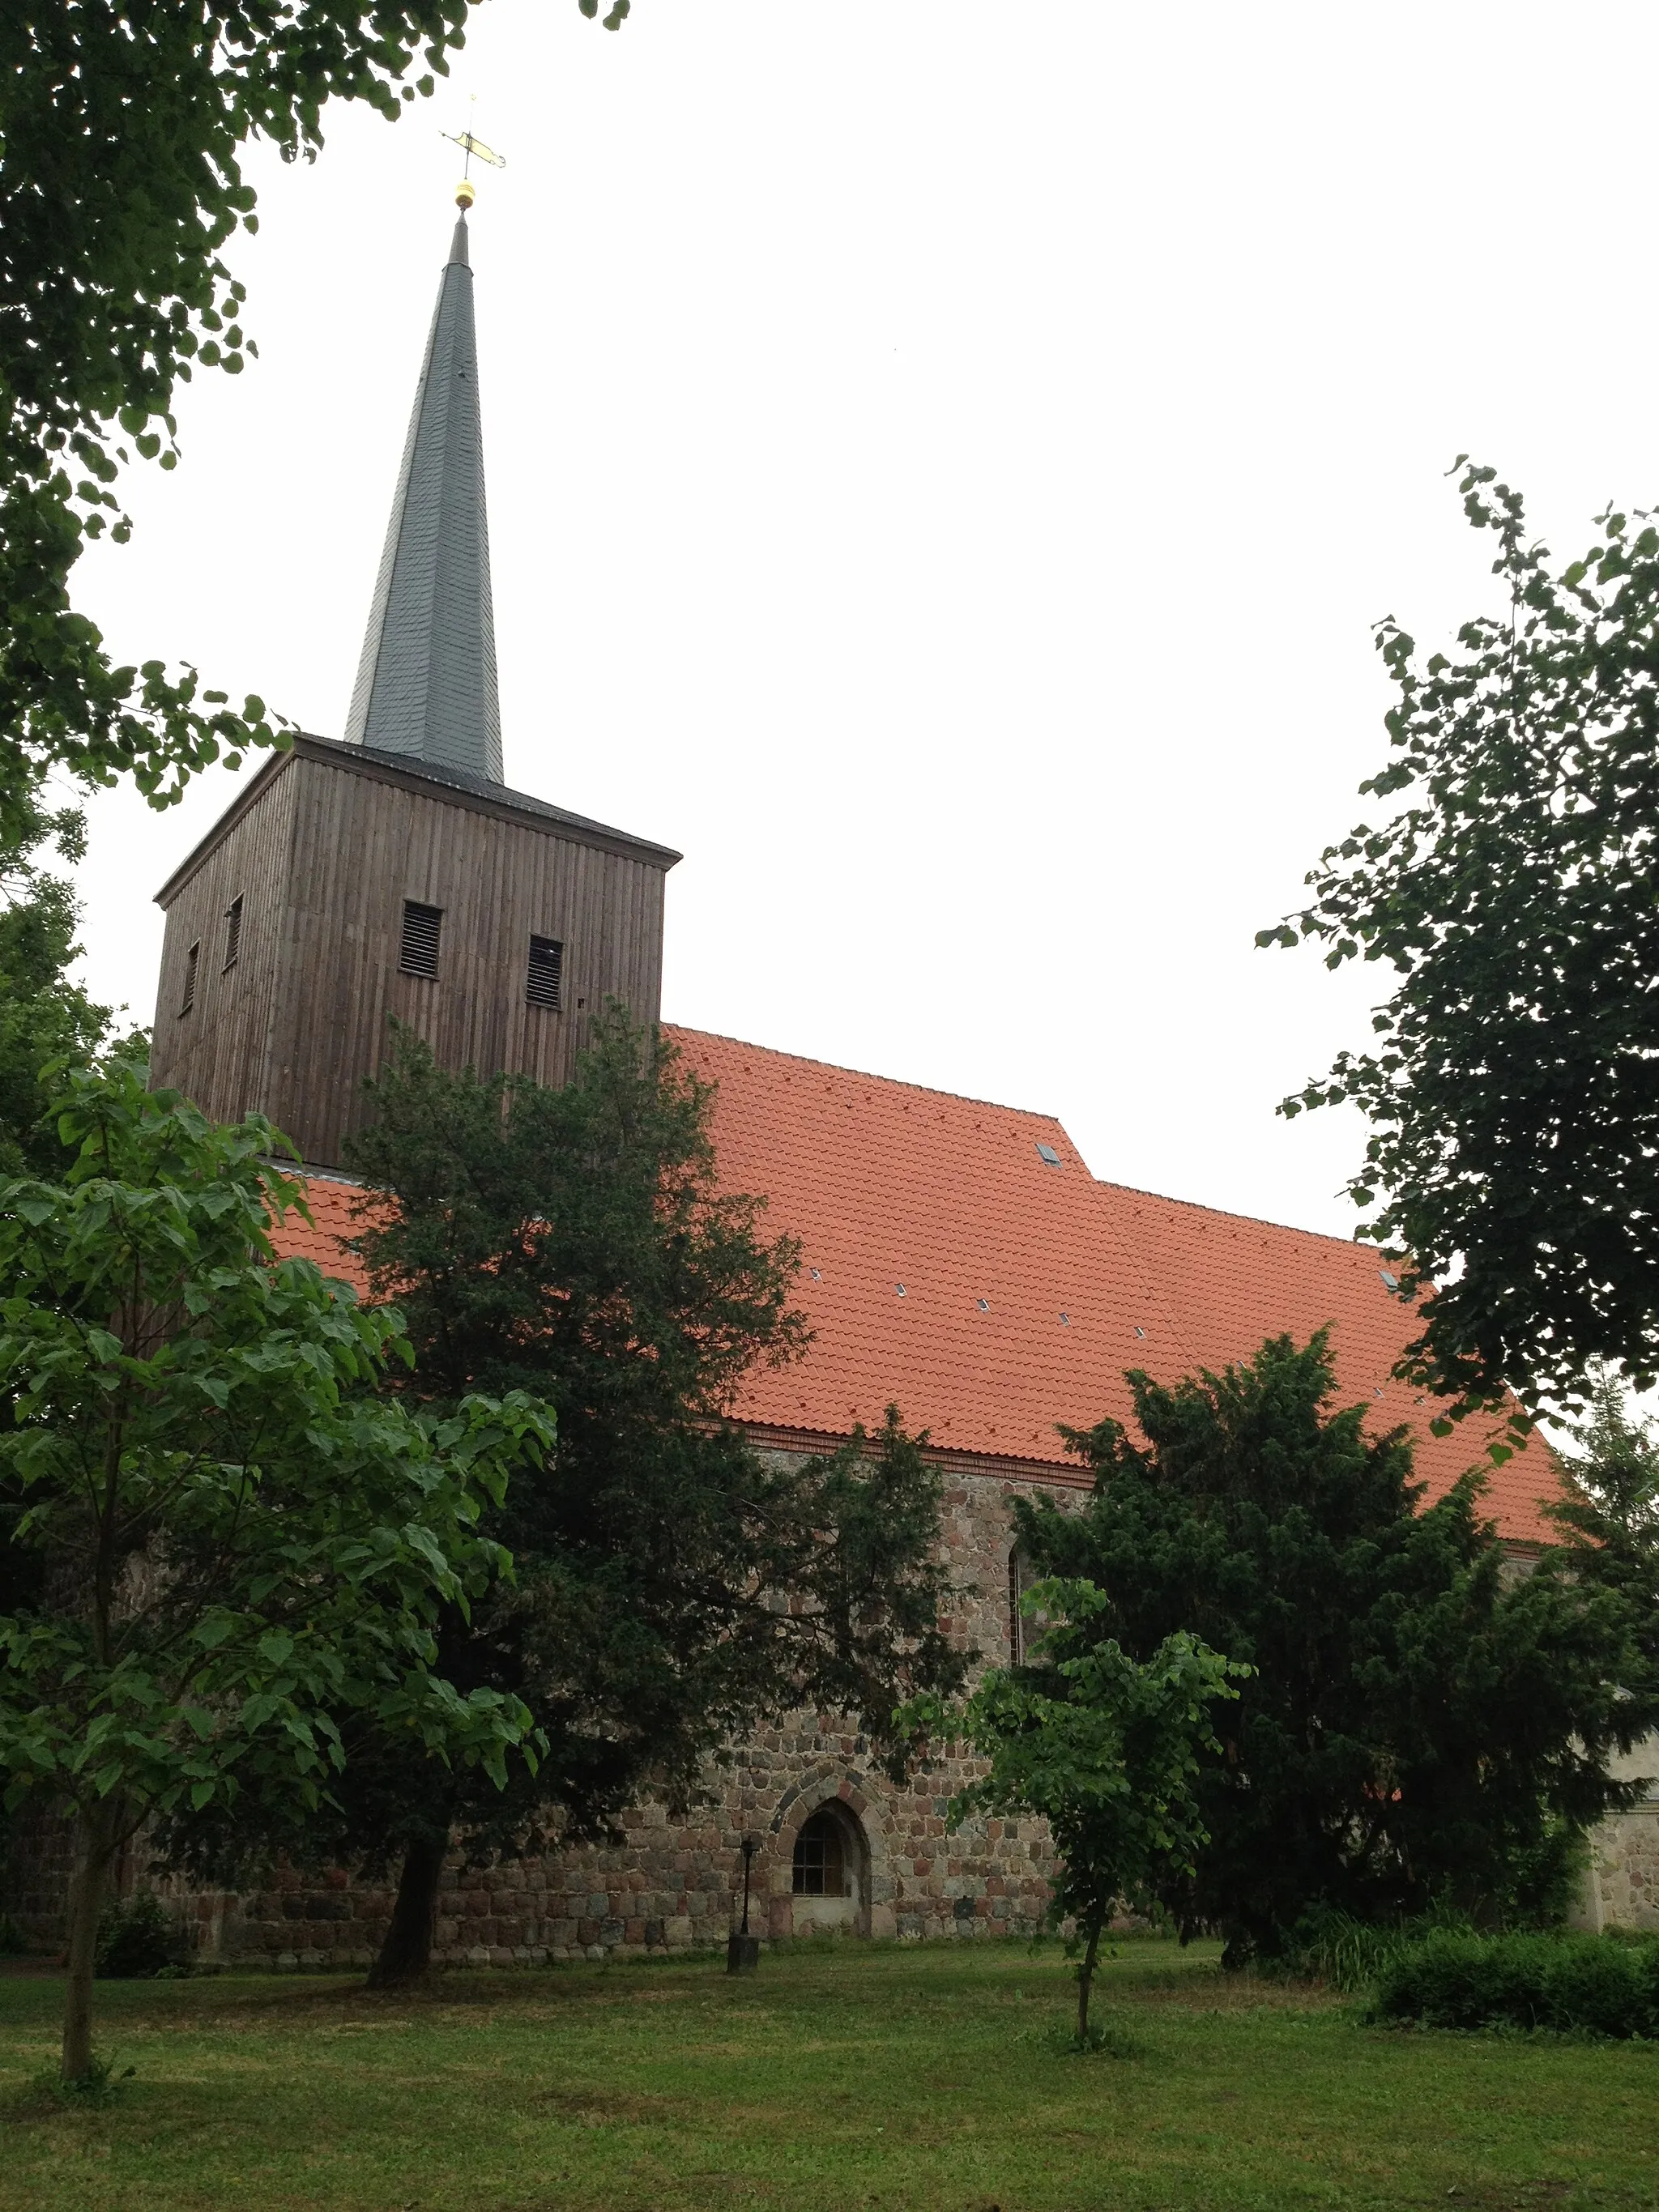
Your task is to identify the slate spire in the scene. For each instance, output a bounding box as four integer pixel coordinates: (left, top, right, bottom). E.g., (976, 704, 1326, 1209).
(345, 196, 503, 782)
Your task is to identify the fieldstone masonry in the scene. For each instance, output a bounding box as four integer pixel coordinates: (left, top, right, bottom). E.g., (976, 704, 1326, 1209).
(1579, 1807, 1659, 1933)
(8, 1459, 1066, 1966)
(1572, 1737, 1659, 1935)
(212, 1724, 1057, 1970)
(208, 1461, 1061, 1968)
(16, 1460, 1659, 1960)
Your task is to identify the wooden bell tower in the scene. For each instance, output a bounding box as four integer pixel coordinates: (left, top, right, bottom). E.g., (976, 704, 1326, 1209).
(146, 191, 679, 1169)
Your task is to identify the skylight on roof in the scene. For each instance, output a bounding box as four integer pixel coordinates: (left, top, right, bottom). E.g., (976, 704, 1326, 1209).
(1379, 1268, 1400, 1289)
(1035, 1142, 1062, 1167)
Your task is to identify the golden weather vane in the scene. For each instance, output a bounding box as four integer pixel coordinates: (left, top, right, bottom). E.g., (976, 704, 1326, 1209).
(442, 100, 506, 210)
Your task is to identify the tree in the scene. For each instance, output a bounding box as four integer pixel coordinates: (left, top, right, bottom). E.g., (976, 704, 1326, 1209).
(910, 1596, 1244, 2044)
(1263, 462, 1659, 1426)
(1012, 1331, 1657, 1965)
(0, 789, 116, 1920)
(0, 1063, 551, 2080)
(1555, 1370, 1659, 1536)
(0, 0, 625, 854)
(1547, 1370, 1659, 1715)
(0, 795, 122, 1173)
(168, 1016, 966, 1985)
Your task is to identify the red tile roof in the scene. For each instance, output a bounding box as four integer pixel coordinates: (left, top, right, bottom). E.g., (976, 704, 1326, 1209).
(1092, 1180, 1561, 1544)
(271, 1175, 373, 1279)
(263, 1029, 1566, 1547)
(663, 1029, 1565, 1547)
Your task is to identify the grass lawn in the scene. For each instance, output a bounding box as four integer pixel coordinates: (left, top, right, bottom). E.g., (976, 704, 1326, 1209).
(2, 1935, 1657, 2212)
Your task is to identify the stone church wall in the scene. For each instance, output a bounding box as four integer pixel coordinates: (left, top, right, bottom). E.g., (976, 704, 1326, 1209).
(18, 1459, 1659, 1963)
(214, 1726, 1058, 1971)
(6, 1461, 1068, 1967)
(1577, 1806, 1659, 1933)
(1572, 1737, 1659, 1934)
(2, 1804, 77, 1950)
(209, 1461, 1060, 1968)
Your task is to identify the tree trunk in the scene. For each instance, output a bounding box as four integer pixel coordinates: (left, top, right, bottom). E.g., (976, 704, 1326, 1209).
(367, 1831, 450, 1989)
(62, 1797, 126, 2082)
(1076, 1914, 1104, 2046)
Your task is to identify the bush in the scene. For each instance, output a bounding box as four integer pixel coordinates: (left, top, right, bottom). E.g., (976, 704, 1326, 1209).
(1277, 1905, 1476, 1993)
(94, 1890, 189, 1980)
(1371, 1929, 1659, 2038)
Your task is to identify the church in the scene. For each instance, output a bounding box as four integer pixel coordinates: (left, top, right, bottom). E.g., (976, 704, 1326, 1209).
(121, 191, 1652, 1963)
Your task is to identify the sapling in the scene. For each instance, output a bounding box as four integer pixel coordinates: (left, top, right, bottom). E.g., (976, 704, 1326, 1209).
(906, 1583, 1245, 2045)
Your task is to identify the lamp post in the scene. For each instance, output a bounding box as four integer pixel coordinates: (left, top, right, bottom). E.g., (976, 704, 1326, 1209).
(727, 1835, 760, 1974)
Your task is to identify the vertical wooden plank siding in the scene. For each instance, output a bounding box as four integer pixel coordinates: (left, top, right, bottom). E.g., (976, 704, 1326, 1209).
(146, 759, 302, 1127)
(150, 746, 673, 1166)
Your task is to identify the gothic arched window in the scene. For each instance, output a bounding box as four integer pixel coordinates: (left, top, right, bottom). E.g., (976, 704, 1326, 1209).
(791, 1807, 848, 1897)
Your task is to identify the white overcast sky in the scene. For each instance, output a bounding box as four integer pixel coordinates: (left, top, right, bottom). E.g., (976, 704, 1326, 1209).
(65, 0, 1659, 1241)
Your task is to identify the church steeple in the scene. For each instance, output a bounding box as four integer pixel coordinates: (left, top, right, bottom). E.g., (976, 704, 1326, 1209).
(345, 190, 503, 783)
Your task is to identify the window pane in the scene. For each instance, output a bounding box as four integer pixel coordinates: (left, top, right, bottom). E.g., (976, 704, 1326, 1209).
(792, 1811, 847, 1898)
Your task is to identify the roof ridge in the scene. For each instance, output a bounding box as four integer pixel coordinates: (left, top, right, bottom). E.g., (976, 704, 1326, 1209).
(662, 1025, 1064, 1124)
(1094, 1174, 1389, 1255)
(293, 1162, 365, 1187)
(667, 1027, 1386, 1255)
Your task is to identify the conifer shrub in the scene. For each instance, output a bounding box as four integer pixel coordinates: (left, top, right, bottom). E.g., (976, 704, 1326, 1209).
(1015, 1331, 1656, 1966)
(1371, 1929, 1659, 2038)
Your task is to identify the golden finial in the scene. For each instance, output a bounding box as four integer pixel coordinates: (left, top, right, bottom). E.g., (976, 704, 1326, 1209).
(454, 177, 476, 211)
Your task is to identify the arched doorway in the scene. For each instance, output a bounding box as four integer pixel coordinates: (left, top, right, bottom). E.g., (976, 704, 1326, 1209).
(790, 1800, 868, 1935)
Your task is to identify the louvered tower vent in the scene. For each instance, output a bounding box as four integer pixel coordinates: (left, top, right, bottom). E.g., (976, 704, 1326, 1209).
(399, 899, 443, 978)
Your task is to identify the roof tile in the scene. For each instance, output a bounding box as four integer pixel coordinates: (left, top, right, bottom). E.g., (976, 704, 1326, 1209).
(264, 1028, 1564, 1547)
(664, 1029, 1563, 1546)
